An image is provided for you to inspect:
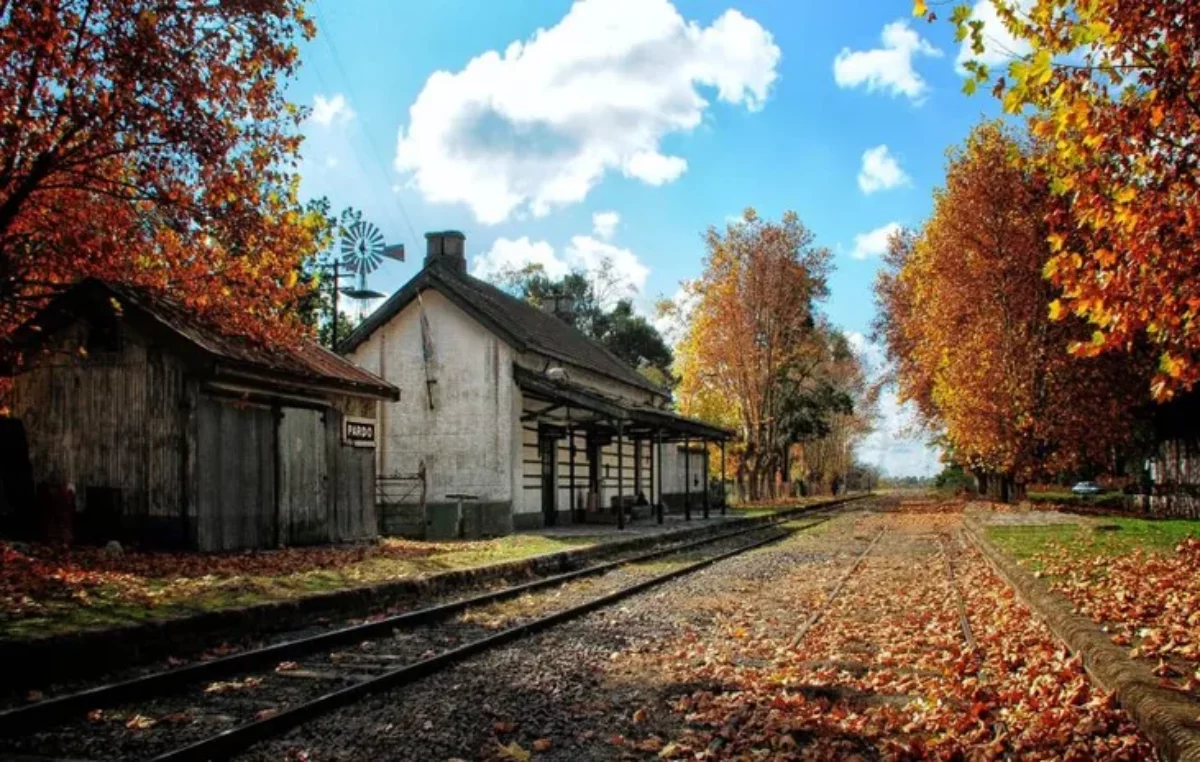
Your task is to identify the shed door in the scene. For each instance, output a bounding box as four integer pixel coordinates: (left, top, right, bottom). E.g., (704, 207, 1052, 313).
(196, 397, 276, 551)
(278, 407, 329, 545)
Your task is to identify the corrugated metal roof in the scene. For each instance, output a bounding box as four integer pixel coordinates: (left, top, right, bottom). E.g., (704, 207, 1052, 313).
(16, 280, 397, 399)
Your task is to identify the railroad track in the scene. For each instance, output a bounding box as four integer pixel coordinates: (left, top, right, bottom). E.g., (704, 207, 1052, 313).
(939, 533, 975, 649)
(0, 500, 868, 761)
(789, 529, 885, 648)
(788, 523, 977, 653)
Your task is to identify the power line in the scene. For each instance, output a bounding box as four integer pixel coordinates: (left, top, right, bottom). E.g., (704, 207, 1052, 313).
(312, 0, 422, 247)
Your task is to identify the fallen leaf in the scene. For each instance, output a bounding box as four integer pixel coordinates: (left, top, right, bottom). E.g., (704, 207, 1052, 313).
(495, 741, 530, 762)
(125, 714, 157, 730)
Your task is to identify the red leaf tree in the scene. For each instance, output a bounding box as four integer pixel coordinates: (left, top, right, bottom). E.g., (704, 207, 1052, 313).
(0, 0, 327, 347)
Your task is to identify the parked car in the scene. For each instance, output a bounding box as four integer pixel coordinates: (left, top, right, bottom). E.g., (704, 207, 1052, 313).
(1071, 481, 1103, 496)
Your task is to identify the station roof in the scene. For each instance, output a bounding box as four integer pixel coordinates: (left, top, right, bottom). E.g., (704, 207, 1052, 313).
(340, 259, 668, 398)
(5, 279, 399, 400)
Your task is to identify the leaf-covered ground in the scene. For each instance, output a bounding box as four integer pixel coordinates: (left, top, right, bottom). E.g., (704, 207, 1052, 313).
(1014, 530, 1200, 697)
(606, 507, 1151, 759)
(229, 499, 1153, 761)
(0, 534, 602, 639)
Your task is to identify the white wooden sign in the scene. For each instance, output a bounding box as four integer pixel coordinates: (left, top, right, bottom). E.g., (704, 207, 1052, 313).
(343, 416, 377, 448)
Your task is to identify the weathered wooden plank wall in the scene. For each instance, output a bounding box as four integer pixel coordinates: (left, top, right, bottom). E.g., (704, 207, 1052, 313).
(11, 318, 381, 550)
(10, 319, 188, 542)
(195, 396, 276, 551)
(324, 406, 376, 542)
(278, 406, 328, 545)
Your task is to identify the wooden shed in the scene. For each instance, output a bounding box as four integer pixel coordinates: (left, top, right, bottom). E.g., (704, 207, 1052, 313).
(2, 279, 399, 551)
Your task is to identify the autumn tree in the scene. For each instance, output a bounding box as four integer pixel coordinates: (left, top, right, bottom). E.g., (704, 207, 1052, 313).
(925, 0, 1200, 399)
(791, 329, 877, 495)
(875, 123, 1150, 498)
(0, 0, 327, 348)
(675, 208, 833, 501)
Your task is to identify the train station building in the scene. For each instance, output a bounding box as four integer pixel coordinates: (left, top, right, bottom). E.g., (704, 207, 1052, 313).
(342, 231, 732, 539)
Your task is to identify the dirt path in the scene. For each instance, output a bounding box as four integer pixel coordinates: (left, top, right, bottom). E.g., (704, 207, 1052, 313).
(232, 500, 1152, 761)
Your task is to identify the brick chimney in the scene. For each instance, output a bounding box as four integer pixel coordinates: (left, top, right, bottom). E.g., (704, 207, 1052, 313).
(542, 291, 576, 326)
(424, 230, 467, 274)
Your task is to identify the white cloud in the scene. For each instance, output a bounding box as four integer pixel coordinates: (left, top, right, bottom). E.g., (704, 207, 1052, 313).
(592, 211, 620, 240)
(394, 0, 781, 224)
(624, 152, 688, 185)
(955, 0, 1034, 73)
(471, 226, 650, 308)
(847, 332, 942, 478)
(471, 237, 570, 280)
(857, 145, 910, 194)
(850, 222, 902, 260)
(833, 20, 942, 102)
(311, 93, 355, 126)
(566, 235, 649, 300)
(846, 330, 885, 372)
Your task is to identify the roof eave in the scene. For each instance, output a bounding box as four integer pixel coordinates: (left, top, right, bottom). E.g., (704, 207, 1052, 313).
(212, 362, 398, 401)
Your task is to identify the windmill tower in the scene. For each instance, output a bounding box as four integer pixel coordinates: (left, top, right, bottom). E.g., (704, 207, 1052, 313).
(327, 217, 404, 348)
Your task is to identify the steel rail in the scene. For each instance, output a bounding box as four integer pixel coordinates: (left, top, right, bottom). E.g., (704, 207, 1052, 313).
(788, 529, 886, 649)
(150, 529, 796, 762)
(939, 533, 975, 649)
(0, 495, 868, 735)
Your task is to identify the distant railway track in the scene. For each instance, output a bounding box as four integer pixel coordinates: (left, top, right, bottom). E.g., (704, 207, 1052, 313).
(0, 497, 871, 761)
(789, 528, 885, 649)
(940, 533, 975, 649)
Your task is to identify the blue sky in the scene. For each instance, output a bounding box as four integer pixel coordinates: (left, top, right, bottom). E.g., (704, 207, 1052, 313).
(288, 0, 1018, 476)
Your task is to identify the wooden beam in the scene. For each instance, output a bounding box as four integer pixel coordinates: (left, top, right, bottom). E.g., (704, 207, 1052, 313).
(684, 436, 691, 522)
(651, 429, 661, 525)
(616, 421, 625, 530)
(568, 412, 576, 522)
(720, 441, 727, 516)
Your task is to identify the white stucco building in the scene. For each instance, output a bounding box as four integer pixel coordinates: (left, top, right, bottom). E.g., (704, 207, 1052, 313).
(342, 231, 729, 538)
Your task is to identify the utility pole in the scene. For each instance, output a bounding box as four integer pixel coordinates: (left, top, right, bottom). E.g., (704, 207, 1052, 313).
(331, 258, 341, 350)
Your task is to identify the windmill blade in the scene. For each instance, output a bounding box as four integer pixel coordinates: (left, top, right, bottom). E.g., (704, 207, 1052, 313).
(365, 225, 385, 250)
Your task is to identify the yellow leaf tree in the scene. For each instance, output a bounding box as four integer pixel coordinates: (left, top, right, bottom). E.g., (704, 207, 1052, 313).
(929, 0, 1200, 399)
(875, 123, 1150, 498)
(675, 209, 836, 501)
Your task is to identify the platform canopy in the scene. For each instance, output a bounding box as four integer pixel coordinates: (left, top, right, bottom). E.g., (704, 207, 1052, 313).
(514, 366, 732, 442)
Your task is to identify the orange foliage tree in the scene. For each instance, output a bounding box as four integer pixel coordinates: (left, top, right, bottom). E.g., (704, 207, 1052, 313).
(874, 123, 1149, 498)
(0, 0, 328, 346)
(925, 0, 1200, 399)
(675, 208, 835, 501)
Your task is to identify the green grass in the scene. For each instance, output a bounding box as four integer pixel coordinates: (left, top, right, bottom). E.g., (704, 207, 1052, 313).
(0, 534, 605, 640)
(987, 517, 1200, 563)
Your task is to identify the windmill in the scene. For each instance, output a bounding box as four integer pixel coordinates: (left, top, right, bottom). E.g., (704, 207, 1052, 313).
(324, 214, 404, 349)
